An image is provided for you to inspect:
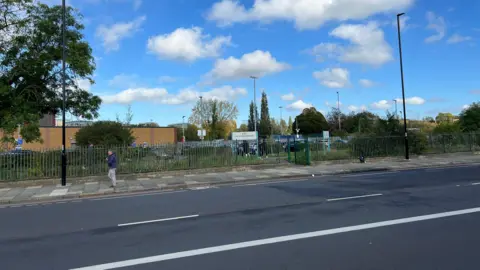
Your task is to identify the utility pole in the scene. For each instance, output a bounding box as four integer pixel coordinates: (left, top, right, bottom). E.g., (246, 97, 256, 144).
(336, 91, 341, 130)
(393, 99, 398, 119)
(61, 0, 67, 186)
(199, 96, 204, 141)
(250, 76, 259, 156)
(295, 116, 300, 139)
(182, 116, 186, 142)
(397, 12, 409, 160)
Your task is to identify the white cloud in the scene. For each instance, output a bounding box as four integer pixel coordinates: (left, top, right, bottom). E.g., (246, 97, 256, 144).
(281, 93, 295, 101)
(76, 79, 92, 92)
(205, 50, 290, 81)
(370, 100, 391, 110)
(395, 96, 426, 105)
(359, 79, 376, 88)
(286, 100, 313, 111)
(101, 85, 247, 105)
(447, 34, 472, 44)
(101, 87, 168, 104)
(348, 105, 368, 112)
(108, 74, 139, 88)
(159, 76, 177, 83)
(307, 22, 393, 66)
(313, 68, 350, 88)
(96, 16, 146, 51)
(307, 43, 342, 62)
(329, 22, 393, 66)
(207, 0, 413, 30)
(463, 104, 470, 110)
(147, 27, 231, 62)
(425, 11, 446, 43)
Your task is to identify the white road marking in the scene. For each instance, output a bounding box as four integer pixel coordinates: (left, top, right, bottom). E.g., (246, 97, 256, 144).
(118, 214, 199, 227)
(471, 182, 480, 186)
(71, 206, 480, 270)
(327, 193, 383, 202)
(341, 172, 395, 178)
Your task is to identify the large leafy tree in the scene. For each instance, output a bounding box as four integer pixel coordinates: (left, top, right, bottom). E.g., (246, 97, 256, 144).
(292, 107, 329, 135)
(189, 99, 238, 139)
(259, 92, 271, 137)
(459, 102, 480, 132)
(342, 111, 378, 134)
(0, 1, 101, 144)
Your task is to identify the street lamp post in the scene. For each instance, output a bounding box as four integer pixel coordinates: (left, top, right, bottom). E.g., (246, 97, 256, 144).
(182, 116, 185, 142)
(397, 12, 409, 160)
(61, 0, 67, 186)
(393, 99, 398, 119)
(250, 76, 259, 156)
(336, 91, 341, 130)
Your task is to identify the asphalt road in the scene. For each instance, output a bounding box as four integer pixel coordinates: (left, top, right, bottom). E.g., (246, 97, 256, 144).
(1, 165, 480, 270)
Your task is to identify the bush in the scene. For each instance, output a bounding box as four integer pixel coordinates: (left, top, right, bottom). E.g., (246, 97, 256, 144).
(408, 131, 428, 155)
(75, 121, 135, 147)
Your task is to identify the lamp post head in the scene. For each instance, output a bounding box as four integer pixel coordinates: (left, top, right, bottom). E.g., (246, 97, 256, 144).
(250, 76, 257, 79)
(397, 12, 405, 17)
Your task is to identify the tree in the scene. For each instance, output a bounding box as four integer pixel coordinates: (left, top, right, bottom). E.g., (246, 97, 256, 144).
(423, 116, 435, 123)
(1, 2, 101, 144)
(133, 122, 160, 127)
(287, 116, 293, 135)
(459, 102, 480, 132)
(292, 107, 329, 135)
(259, 92, 271, 137)
(326, 107, 347, 132)
(238, 124, 249, 132)
(170, 123, 199, 142)
(116, 105, 134, 125)
(342, 111, 378, 134)
(75, 121, 134, 146)
(270, 118, 281, 135)
(435, 112, 455, 124)
(247, 101, 258, 132)
(189, 99, 238, 139)
(374, 112, 401, 136)
(433, 122, 461, 134)
(279, 119, 287, 135)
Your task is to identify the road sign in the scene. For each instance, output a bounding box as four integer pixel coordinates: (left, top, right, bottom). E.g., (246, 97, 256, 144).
(323, 131, 330, 139)
(197, 130, 206, 137)
(232, 131, 257, 141)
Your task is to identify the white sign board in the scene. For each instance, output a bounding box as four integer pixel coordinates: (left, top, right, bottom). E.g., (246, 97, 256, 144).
(232, 131, 258, 141)
(197, 130, 206, 137)
(322, 131, 330, 139)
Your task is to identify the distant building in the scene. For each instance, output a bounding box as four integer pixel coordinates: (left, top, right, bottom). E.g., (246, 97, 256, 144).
(39, 113, 56, 127)
(55, 120, 93, 127)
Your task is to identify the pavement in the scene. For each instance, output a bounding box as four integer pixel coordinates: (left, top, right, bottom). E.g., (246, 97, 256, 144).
(1, 163, 480, 269)
(1, 152, 480, 204)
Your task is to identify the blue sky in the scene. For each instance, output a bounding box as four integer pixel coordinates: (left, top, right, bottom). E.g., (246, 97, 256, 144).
(45, 0, 480, 126)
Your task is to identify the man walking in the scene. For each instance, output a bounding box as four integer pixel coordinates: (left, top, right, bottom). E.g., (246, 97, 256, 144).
(106, 150, 117, 188)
